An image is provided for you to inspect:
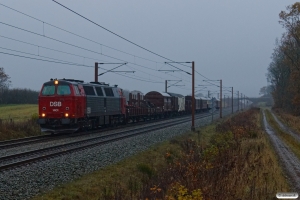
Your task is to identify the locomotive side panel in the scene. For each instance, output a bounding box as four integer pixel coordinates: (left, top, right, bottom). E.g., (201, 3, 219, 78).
(83, 85, 106, 117)
(105, 87, 121, 115)
(85, 96, 105, 116)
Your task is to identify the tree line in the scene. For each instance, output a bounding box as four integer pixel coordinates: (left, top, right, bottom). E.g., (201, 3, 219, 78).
(0, 68, 39, 104)
(0, 88, 39, 104)
(267, 3, 300, 115)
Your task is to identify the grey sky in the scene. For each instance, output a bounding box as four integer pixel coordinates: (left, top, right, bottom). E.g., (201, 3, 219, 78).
(0, 0, 296, 97)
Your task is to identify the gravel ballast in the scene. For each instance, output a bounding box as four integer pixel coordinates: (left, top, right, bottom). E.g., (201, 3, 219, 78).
(0, 108, 238, 200)
(0, 114, 203, 158)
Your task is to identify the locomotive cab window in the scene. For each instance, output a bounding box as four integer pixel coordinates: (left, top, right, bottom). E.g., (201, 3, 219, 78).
(83, 86, 96, 96)
(104, 88, 114, 97)
(73, 85, 80, 95)
(95, 87, 104, 96)
(57, 85, 71, 95)
(42, 85, 55, 95)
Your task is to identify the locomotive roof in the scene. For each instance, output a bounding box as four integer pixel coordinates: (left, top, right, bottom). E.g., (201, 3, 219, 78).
(45, 79, 115, 87)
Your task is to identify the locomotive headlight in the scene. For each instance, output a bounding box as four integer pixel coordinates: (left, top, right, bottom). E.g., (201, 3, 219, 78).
(42, 113, 46, 117)
(65, 113, 69, 117)
(54, 80, 59, 85)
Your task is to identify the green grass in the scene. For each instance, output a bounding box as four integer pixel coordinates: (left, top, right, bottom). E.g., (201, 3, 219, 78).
(265, 109, 300, 160)
(0, 104, 38, 121)
(257, 102, 267, 107)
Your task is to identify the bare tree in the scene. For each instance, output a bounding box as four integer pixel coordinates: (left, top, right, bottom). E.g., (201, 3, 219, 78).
(0, 67, 11, 89)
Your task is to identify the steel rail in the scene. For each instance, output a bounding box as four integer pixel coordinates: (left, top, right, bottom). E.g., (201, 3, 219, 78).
(0, 113, 214, 171)
(0, 111, 208, 149)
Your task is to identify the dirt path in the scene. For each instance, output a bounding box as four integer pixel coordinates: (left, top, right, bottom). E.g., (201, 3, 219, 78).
(262, 110, 300, 192)
(270, 111, 300, 142)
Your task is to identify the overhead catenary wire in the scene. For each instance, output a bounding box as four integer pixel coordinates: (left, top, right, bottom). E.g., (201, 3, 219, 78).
(0, 46, 163, 83)
(0, 34, 184, 84)
(0, 23, 190, 83)
(0, 2, 162, 65)
(0, 35, 104, 62)
(0, 2, 197, 83)
(52, 1, 172, 62)
(1, 3, 225, 90)
(0, 51, 163, 83)
(51, 0, 196, 70)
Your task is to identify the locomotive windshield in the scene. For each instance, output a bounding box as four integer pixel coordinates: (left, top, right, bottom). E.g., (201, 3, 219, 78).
(42, 85, 55, 95)
(57, 85, 71, 95)
(41, 84, 71, 96)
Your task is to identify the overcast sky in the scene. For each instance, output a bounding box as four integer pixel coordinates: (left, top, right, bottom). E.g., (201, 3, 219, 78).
(0, 0, 296, 97)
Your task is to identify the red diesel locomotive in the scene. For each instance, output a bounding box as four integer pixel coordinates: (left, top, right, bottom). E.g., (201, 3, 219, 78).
(38, 78, 212, 133)
(38, 78, 126, 133)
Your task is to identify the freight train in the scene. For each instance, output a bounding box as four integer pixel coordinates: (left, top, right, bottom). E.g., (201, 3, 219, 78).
(37, 78, 218, 133)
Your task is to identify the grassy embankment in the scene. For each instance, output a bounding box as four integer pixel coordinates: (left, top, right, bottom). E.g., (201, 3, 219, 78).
(265, 109, 300, 160)
(33, 108, 289, 200)
(0, 104, 41, 141)
(272, 108, 300, 135)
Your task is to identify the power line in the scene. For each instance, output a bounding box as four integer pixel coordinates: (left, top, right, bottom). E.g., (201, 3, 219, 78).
(1, 2, 217, 87)
(0, 51, 89, 67)
(0, 2, 162, 65)
(0, 24, 174, 81)
(0, 34, 191, 85)
(195, 70, 211, 81)
(51, 0, 193, 70)
(204, 81, 220, 88)
(0, 50, 162, 83)
(0, 3, 195, 83)
(52, 1, 170, 61)
(0, 34, 171, 83)
(0, 35, 104, 62)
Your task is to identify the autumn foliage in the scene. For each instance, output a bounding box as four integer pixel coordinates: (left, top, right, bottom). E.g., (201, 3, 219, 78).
(267, 3, 300, 115)
(134, 108, 283, 199)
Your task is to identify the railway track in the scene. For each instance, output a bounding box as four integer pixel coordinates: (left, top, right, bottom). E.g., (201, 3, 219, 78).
(0, 111, 213, 150)
(0, 113, 212, 172)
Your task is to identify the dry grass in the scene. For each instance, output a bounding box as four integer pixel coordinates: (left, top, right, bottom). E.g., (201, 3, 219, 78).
(33, 108, 289, 200)
(272, 108, 300, 135)
(33, 139, 183, 200)
(0, 104, 42, 141)
(0, 119, 42, 141)
(265, 109, 300, 160)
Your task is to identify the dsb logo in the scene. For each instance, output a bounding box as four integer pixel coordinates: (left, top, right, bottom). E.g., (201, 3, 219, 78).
(50, 101, 62, 107)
